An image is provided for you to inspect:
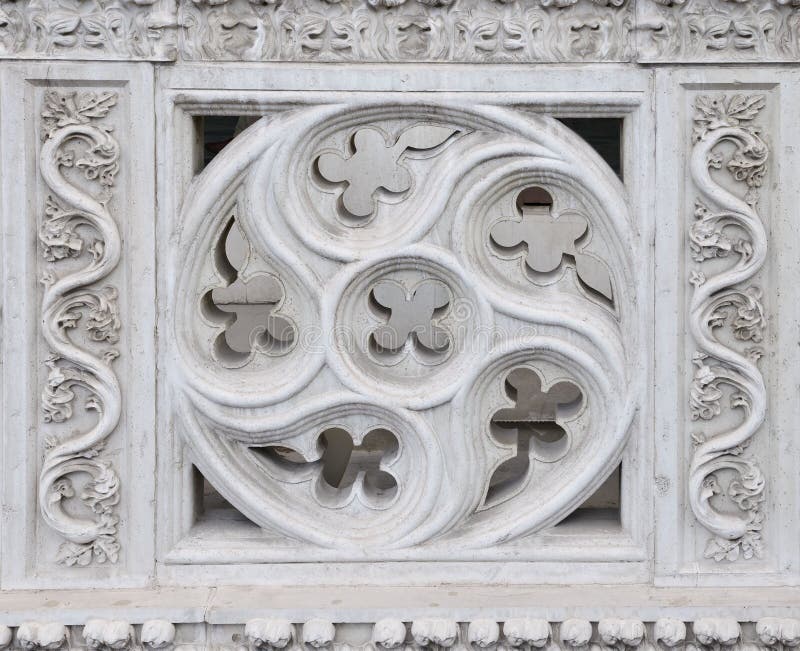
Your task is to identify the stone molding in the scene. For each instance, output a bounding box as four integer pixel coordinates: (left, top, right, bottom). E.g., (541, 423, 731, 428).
(1, 0, 798, 63)
(1, 616, 800, 651)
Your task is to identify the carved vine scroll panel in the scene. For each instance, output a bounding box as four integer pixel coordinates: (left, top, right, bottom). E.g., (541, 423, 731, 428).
(0, 63, 157, 588)
(651, 70, 800, 585)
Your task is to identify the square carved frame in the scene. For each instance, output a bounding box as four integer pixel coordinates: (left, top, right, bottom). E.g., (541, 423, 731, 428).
(154, 64, 655, 587)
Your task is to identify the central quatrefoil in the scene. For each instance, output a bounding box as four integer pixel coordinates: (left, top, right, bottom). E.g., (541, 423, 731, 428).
(369, 279, 451, 355)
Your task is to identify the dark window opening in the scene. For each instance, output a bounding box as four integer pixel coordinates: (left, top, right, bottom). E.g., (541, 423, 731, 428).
(557, 118, 623, 181)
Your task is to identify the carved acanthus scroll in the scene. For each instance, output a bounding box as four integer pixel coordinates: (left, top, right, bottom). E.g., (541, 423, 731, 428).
(38, 90, 123, 566)
(688, 94, 768, 562)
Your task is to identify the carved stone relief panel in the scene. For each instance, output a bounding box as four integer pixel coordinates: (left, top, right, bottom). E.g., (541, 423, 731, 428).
(686, 92, 771, 564)
(38, 88, 125, 567)
(0, 63, 157, 586)
(164, 95, 644, 562)
(1, 36, 800, 633)
(3, 0, 800, 64)
(651, 69, 799, 582)
(637, 0, 800, 63)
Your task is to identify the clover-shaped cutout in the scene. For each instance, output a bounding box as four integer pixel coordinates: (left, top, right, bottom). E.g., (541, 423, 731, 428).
(204, 220, 296, 366)
(489, 187, 614, 301)
(484, 367, 583, 506)
(254, 427, 400, 508)
(369, 278, 451, 355)
(316, 124, 458, 218)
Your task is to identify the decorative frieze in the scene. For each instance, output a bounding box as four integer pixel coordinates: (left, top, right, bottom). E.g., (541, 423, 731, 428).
(636, 0, 800, 63)
(175, 0, 633, 62)
(0, 0, 178, 60)
(3, 0, 797, 63)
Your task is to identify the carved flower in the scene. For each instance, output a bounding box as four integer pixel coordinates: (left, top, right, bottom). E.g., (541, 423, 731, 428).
(468, 620, 500, 648)
(303, 620, 336, 648)
(246, 619, 294, 649)
(560, 620, 592, 648)
(693, 619, 740, 646)
(757, 619, 800, 647)
(412, 620, 459, 647)
(373, 619, 408, 649)
(598, 620, 645, 648)
(17, 622, 68, 650)
(105, 621, 133, 649)
(503, 620, 551, 648)
(142, 620, 177, 649)
(654, 619, 686, 648)
(84, 619, 108, 648)
(0, 625, 11, 650)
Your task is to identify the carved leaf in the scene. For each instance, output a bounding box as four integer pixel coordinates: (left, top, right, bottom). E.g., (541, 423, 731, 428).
(726, 94, 766, 124)
(395, 124, 458, 151)
(56, 541, 95, 567)
(574, 253, 613, 301)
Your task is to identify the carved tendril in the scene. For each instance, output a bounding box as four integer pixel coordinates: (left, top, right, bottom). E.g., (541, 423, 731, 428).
(688, 94, 768, 562)
(38, 91, 123, 566)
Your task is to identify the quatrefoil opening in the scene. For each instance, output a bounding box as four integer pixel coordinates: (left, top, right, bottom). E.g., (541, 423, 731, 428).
(489, 186, 614, 302)
(203, 219, 296, 367)
(369, 278, 451, 359)
(254, 427, 400, 509)
(315, 124, 459, 218)
(484, 367, 584, 507)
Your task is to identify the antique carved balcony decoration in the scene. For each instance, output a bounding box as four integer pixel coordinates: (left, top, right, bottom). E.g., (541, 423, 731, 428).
(2, 0, 800, 642)
(171, 102, 638, 557)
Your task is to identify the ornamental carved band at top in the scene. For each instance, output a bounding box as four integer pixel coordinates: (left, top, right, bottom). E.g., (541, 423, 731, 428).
(38, 90, 123, 566)
(1, 0, 799, 62)
(688, 94, 769, 563)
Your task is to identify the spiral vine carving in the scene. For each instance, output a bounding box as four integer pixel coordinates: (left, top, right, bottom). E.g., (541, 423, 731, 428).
(38, 90, 123, 566)
(688, 94, 769, 562)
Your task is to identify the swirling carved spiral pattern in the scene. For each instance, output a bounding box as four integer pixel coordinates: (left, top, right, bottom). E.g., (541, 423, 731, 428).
(173, 101, 639, 554)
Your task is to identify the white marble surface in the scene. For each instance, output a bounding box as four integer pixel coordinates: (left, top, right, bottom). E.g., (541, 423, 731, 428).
(1, 1, 800, 645)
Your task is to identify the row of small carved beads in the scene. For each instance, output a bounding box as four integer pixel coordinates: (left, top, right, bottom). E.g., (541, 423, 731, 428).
(2, 618, 800, 651)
